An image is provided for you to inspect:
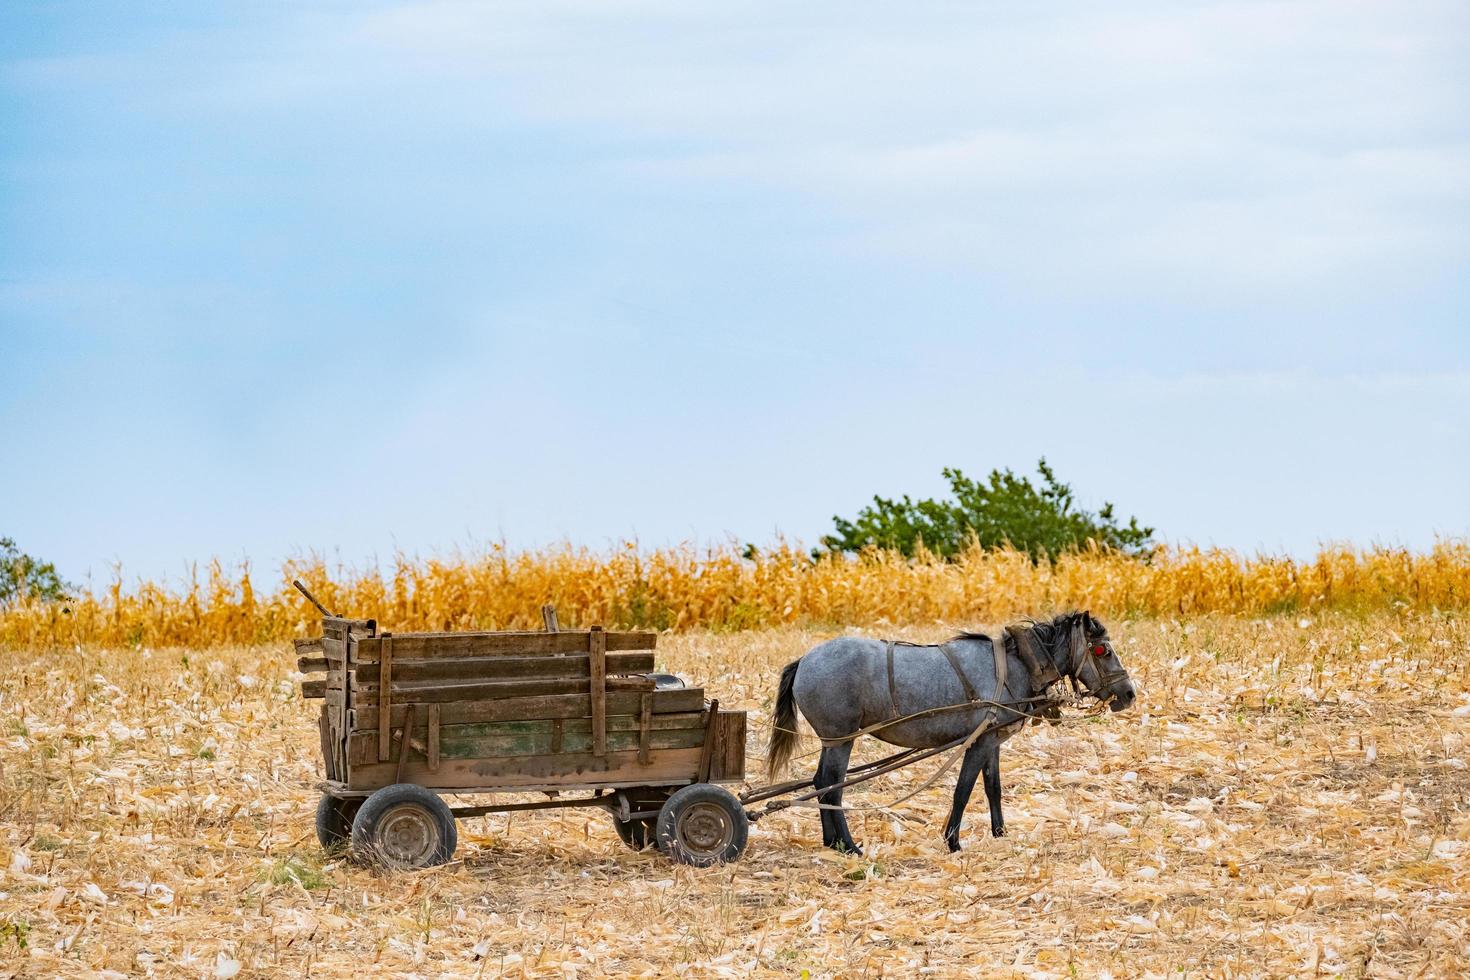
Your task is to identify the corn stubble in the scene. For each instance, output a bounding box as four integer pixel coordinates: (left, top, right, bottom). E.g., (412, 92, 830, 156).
(2, 540, 1467, 649)
(0, 612, 1467, 976)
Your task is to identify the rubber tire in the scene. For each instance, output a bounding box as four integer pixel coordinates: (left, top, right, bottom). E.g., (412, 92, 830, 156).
(611, 788, 672, 851)
(350, 783, 458, 870)
(613, 816, 658, 850)
(655, 783, 749, 867)
(315, 794, 362, 852)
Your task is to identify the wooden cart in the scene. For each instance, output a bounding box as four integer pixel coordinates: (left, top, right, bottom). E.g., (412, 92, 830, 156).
(294, 597, 747, 869)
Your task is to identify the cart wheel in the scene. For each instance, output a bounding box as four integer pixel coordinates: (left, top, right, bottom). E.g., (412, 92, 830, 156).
(655, 784, 749, 867)
(350, 784, 457, 870)
(613, 815, 658, 850)
(610, 788, 671, 851)
(315, 793, 362, 852)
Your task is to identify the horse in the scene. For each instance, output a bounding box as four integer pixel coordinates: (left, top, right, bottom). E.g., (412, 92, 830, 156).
(765, 611, 1136, 854)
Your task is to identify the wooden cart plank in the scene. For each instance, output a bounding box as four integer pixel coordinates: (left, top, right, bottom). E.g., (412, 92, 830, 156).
(377, 633, 394, 761)
(589, 626, 607, 757)
(710, 709, 747, 781)
(351, 674, 657, 707)
(322, 616, 375, 633)
(318, 706, 334, 780)
(638, 692, 652, 765)
(696, 699, 719, 781)
(350, 651, 654, 685)
(346, 745, 704, 792)
(353, 630, 655, 662)
(352, 688, 705, 728)
(348, 725, 705, 766)
(355, 711, 707, 742)
(320, 635, 345, 663)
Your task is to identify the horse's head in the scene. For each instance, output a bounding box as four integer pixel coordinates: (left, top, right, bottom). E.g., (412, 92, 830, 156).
(1063, 611, 1136, 711)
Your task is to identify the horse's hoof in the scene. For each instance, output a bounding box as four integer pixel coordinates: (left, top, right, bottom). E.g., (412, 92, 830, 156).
(946, 839, 962, 853)
(991, 826, 1006, 838)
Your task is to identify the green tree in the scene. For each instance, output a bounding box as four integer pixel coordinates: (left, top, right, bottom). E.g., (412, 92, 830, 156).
(821, 459, 1154, 561)
(0, 537, 73, 604)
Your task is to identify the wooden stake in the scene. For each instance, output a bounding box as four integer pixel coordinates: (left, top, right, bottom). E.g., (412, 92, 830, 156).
(697, 699, 719, 782)
(395, 703, 415, 783)
(378, 633, 394, 762)
(541, 604, 560, 632)
(589, 626, 607, 757)
(638, 692, 653, 765)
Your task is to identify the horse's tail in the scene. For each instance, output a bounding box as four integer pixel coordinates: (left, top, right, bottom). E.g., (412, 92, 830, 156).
(766, 659, 803, 779)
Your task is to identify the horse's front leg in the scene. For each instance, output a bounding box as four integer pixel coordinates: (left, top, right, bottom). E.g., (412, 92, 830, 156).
(980, 740, 1005, 837)
(814, 741, 860, 855)
(944, 738, 987, 852)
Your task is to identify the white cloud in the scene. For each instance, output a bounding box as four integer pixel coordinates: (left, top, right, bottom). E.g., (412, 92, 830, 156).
(299, 0, 1470, 292)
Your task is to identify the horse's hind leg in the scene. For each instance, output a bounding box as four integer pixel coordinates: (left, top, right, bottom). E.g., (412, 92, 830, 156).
(814, 741, 860, 855)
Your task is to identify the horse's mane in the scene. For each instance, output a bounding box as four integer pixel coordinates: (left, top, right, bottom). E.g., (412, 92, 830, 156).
(951, 611, 1095, 650)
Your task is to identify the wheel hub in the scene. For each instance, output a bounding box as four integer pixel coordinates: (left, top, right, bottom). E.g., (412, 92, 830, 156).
(678, 801, 734, 855)
(376, 804, 437, 867)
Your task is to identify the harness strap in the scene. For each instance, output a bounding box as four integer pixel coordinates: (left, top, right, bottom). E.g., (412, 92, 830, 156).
(937, 642, 979, 703)
(989, 633, 1008, 718)
(868, 635, 1010, 745)
(885, 641, 899, 719)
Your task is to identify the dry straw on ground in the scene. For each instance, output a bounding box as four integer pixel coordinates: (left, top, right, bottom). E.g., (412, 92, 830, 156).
(2, 611, 1467, 977)
(3, 541, 1468, 648)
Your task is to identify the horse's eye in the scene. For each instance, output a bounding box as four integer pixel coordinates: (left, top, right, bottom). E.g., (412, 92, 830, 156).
(1091, 644, 1106, 656)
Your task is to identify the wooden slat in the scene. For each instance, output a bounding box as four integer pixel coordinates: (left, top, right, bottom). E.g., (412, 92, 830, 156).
(354, 711, 706, 743)
(345, 745, 705, 792)
(697, 699, 719, 782)
(350, 651, 654, 685)
(320, 635, 345, 663)
(301, 679, 326, 699)
(337, 635, 354, 778)
(318, 706, 334, 780)
(353, 630, 656, 662)
(295, 638, 324, 656)
(322, 616, 375, 633)
(377, 633, 394, 762)
(427, 704, 440, 772)
(638, 692, 652, 765)
(542, 604, 559, 631)
(298, 656, 329, 674)
(711, 710, 747, 782)
(351, 674, 656, 707)
(352, 688, 705, 729)
(589, 626, 607, 757)
(395, 703, 415, 782)
(348, 724, 706, 766)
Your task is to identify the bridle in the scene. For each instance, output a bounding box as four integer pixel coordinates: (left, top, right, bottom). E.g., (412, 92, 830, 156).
(1064, 620, 1129, 701)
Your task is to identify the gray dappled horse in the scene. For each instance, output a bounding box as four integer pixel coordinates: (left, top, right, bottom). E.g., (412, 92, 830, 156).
(766, 611, 1136, 853)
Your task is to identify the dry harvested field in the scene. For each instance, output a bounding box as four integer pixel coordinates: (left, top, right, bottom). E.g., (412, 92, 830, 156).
(2, 612, 1468, 978)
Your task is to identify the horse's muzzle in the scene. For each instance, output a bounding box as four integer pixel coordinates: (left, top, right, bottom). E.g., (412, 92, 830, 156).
(1110, 682, 1137, 712)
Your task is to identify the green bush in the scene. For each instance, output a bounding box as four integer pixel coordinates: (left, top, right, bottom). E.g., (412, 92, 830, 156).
(0, 537, 73, 605)
(821, 458, 1154, 561)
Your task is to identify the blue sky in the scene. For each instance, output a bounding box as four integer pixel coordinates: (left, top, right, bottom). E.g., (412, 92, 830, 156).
(2, 1, 1467, 586)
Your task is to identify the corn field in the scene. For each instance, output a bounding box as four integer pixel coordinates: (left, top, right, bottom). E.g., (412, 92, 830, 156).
(3, 540, 1468, 649)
